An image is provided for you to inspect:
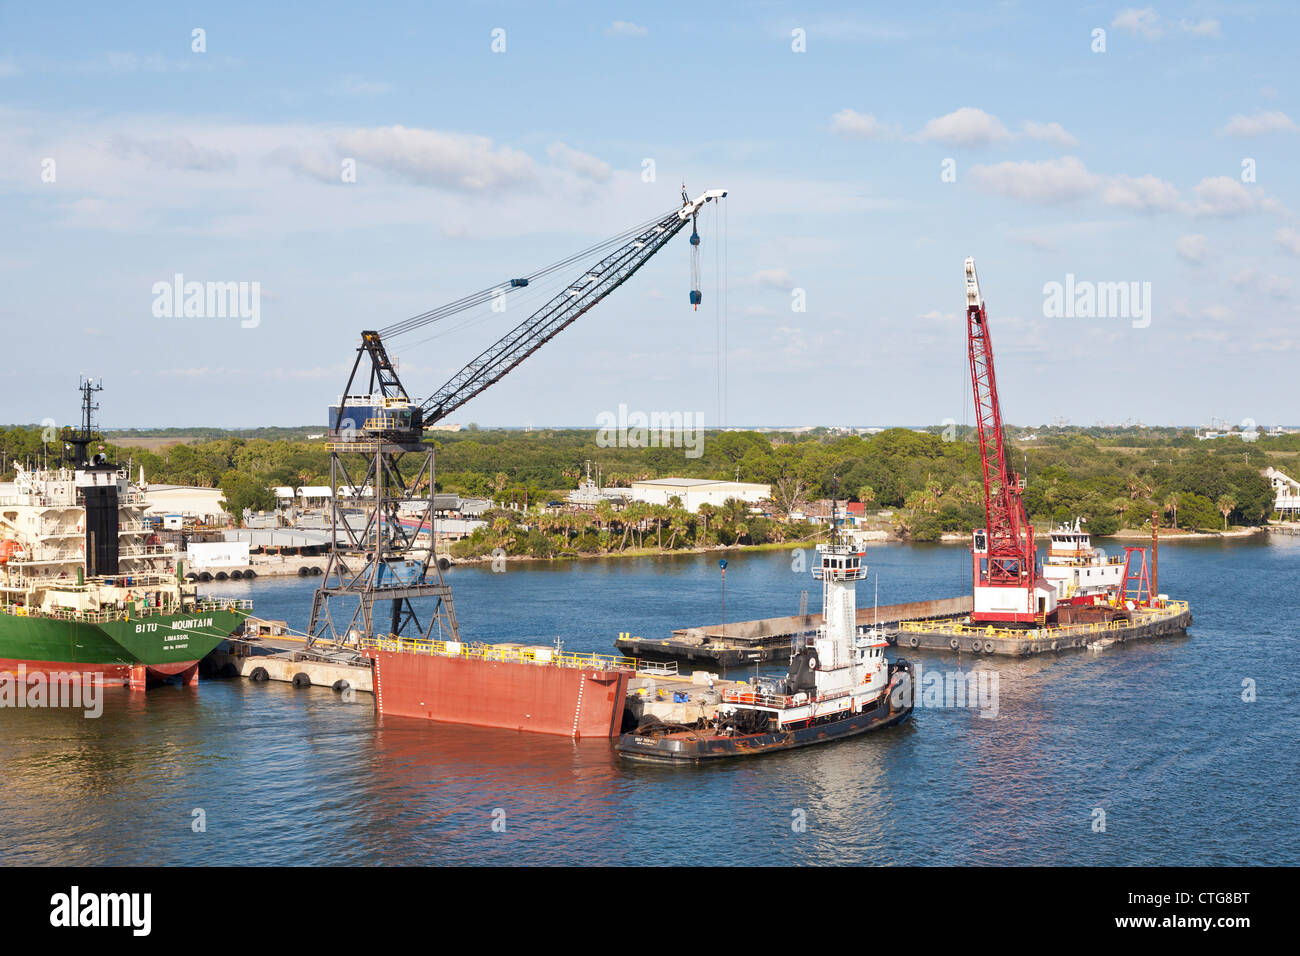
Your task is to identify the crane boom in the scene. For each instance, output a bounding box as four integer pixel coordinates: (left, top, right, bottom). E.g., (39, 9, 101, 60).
(327, 189, 726, 442)
(965, 257, 1049, 623)
(422, 189, 725, 424)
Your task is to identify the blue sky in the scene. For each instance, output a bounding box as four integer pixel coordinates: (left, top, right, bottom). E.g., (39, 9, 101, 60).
(1, 1, 1296, 429)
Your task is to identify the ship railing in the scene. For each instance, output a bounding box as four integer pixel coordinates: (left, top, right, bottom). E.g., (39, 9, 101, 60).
(722, 687, 853, 709)
(361, 635, 639, 671)
(635, 660, 679, 677)
(897, 599, 1190, 641)
(723, 690, 792, 709)
(0, 596, 251, 624)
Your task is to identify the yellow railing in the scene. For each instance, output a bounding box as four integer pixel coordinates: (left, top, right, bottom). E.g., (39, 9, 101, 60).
(362, 635, 641, 672)
(898, 599, 1189, 642)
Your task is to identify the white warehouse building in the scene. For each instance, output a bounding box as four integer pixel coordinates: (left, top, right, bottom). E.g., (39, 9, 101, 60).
(628, 477, 771, 513)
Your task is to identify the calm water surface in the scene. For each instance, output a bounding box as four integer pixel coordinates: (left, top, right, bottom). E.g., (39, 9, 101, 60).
(1, 538, 1296, 865)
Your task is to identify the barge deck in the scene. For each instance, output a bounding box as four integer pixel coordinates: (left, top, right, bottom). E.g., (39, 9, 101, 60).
(889, 601, 1191, 656)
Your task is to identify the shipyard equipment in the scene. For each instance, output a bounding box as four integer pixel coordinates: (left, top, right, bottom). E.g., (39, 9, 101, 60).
(964, 258, 1058, 624)
(307, 188, 727, 648)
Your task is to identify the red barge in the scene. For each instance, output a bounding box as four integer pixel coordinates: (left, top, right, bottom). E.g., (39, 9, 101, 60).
(367, 638, 632, 738)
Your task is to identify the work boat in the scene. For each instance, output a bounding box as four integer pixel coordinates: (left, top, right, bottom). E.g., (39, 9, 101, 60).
(615, 507, 913, 762)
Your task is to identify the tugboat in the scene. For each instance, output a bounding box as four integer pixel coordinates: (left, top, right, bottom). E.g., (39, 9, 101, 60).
(615, 503, 914, 762)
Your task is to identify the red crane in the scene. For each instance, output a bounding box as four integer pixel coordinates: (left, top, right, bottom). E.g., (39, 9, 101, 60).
(964, 258, 1053, 624)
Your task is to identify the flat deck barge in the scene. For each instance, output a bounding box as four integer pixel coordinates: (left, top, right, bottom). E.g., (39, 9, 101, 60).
(616, 596, 971, 666)
(889, 600, 1191, 656)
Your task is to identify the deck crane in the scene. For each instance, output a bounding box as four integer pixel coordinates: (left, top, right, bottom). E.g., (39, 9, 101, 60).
(306, 188, 727, 649)
(964, 257, 1057, 625)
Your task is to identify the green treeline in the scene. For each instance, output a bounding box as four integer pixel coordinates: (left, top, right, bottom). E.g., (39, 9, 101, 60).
(0, 424, 1286, 540)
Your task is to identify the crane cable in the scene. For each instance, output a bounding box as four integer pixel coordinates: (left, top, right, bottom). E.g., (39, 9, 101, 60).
(379, 206, 681, 339)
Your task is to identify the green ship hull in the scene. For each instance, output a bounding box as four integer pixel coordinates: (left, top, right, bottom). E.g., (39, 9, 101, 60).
(0, 605, 248, 683)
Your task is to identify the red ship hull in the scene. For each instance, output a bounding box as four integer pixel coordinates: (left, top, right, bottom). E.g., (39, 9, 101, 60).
(370, 649, 630, 738)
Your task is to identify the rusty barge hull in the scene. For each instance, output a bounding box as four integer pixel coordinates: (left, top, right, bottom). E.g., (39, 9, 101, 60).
(369, 649, 630, 738)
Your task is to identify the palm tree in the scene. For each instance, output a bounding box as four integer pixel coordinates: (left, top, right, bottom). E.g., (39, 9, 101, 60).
(1164, 493, 1179, 530)
(1216, 494, 1236, 530)
(698, 503, 716, 545)
(1110, 497, 1130, 527)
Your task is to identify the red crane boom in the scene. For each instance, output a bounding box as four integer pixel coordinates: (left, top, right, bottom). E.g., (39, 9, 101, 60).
(964, 258, 1049, 623)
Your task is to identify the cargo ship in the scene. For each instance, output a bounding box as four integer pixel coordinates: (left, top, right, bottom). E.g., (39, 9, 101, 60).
(616, 506, 914, 762)
(367, 638, 631, 738)
(0, 381, 251, 688)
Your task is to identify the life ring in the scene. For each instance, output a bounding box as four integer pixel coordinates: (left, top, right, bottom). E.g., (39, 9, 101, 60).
(949, 637, 960, 650)
(807, 656, 819, 670)
(909, 636, 920, 648)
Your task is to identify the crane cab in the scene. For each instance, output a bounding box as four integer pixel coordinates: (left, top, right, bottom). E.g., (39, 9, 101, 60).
(329, 395, 420, 440)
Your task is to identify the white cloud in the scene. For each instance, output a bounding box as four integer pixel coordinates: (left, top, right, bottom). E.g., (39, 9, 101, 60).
(330, 74, 393, 96)
(968, 156, 1099, 204)
(546, 142, 612, 183)
(605, 21, 648, 38)
(751, 268, 794, 290)
(333, 125, 537, 192)
(263, 145, 342, 184)
(1179, 18, 1220, 37)
(1020, 121, 1078, 147)
(831, 108, 888, 139)
(917, 107, 1009, 148)
(1220, 111, 1297, 137)
(1190, 176, 1273, 217)
(1112, 7, 1162, 40)
(110, 135, 237, 172)
(1173, 234, 1208, 263)
(1277, 228, 1300, 257)
(1102, 174, 1181, 212)
(1233, 269, 1292, 298)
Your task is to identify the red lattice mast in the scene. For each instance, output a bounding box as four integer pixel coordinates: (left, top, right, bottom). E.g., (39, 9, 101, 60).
(965, 258, 1035, 586)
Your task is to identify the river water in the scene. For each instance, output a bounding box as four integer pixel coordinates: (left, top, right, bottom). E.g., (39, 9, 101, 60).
(1, 538, 1296, 866)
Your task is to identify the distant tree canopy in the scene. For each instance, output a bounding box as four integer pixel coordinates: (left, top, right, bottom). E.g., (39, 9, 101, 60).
(0, 423, 1285, 535)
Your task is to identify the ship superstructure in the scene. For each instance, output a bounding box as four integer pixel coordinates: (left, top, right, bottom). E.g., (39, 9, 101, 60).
(1039, 518, 1125, 603)
(0, 380, 250, 688)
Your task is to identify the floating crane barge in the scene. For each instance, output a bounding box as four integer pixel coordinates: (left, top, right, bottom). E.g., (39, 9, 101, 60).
(892, 260, 1192, 656)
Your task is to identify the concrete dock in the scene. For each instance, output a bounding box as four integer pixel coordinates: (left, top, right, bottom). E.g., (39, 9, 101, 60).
(203, 625, 374, 693)
(616, 596, 972, 666)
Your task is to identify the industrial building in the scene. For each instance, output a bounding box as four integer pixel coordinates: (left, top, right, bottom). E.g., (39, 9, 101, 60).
(628, 477, 771, 513)
(141, 484, 228, 525)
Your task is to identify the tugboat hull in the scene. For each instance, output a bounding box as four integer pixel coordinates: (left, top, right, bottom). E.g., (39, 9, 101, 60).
(615, 697, 912, 763)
